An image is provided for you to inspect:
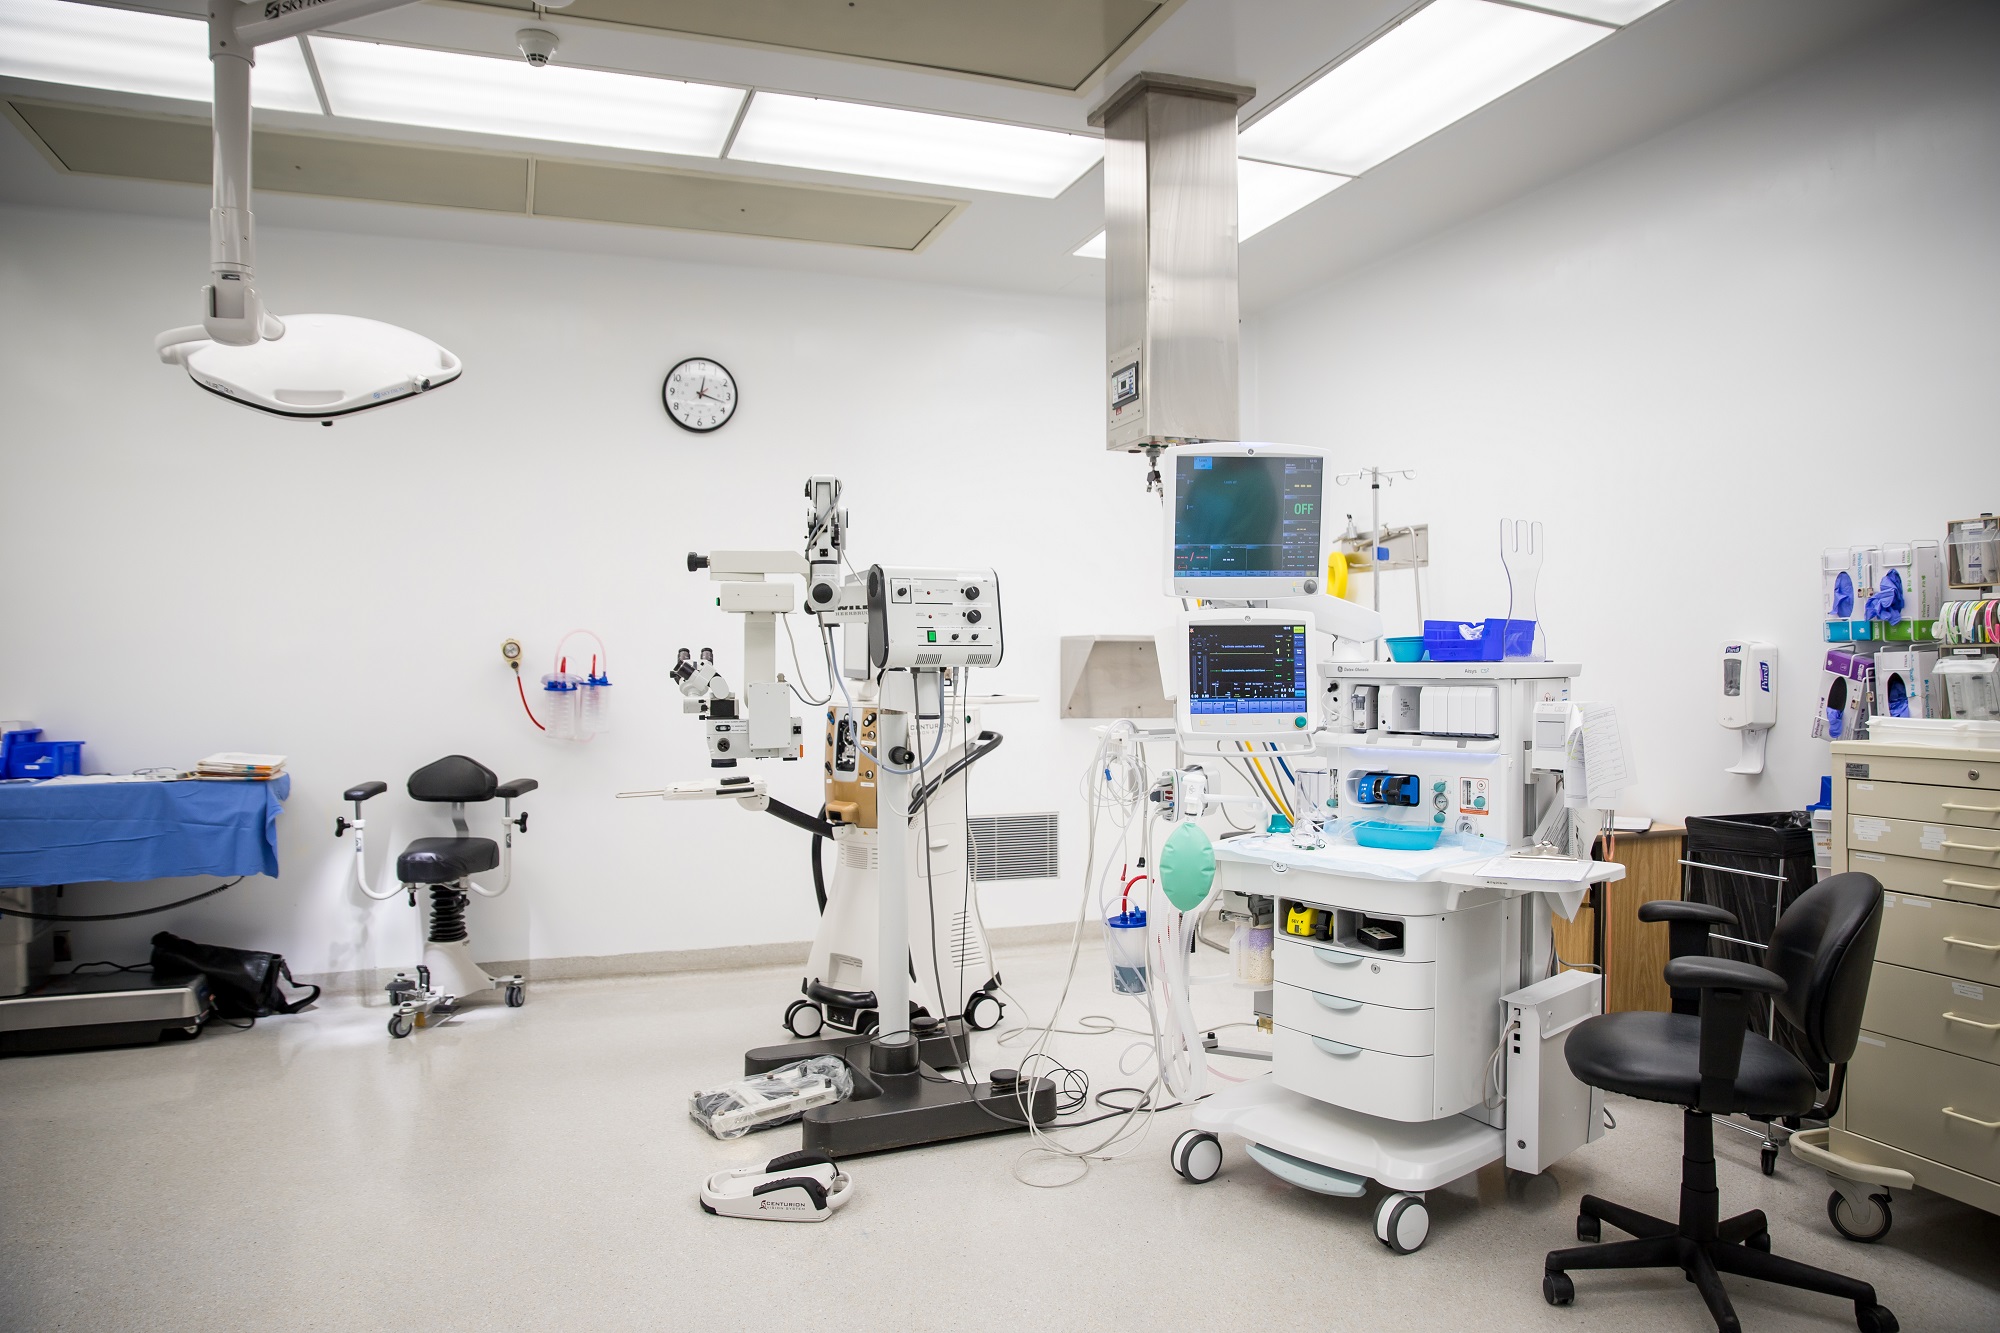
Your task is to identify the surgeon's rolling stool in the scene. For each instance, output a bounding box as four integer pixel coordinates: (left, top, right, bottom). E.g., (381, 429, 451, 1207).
(1541, 873, 1895, 1332)
(338, 755, 537, 1038)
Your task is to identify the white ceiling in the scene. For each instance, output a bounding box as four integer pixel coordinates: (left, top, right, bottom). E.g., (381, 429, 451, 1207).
(0, 0, 1929, 310)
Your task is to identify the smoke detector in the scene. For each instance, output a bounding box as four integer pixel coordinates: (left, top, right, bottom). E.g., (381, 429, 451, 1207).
(517, 29, 559, 67)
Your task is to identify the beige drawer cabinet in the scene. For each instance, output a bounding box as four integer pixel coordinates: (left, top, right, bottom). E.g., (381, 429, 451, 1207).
(1830, 739, 2000, 1219)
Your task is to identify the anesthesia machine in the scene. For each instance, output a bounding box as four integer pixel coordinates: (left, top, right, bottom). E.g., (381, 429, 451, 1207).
(623, 477, 1053, 1155)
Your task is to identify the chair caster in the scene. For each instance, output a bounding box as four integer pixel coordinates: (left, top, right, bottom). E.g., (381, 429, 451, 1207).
(1828, 1189, 1893, 1242)
(784, 999, 824, 1039)
(505, 984, 525, 1008)
(1374, 1192, 1430, 1254)
(1747, 1229, 1771, 1252)
(388, 1013, 414, 1039)
(963, 990, 1003, 1032)
(1761, 1144, 1779, 1176)
(1576, 1213, 1600, 1243)
(1543, 1271, 1574, 1306)
(1171, 1130, 1222, 1183)
(1855, 1303, 1898, 1333)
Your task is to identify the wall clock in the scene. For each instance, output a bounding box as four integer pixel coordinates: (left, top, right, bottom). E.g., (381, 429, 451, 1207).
(663, 357, 737, 433)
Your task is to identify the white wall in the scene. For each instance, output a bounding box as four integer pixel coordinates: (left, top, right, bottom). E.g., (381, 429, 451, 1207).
(0, 204, 1164, 977)
(1244, 0, 2000, 825)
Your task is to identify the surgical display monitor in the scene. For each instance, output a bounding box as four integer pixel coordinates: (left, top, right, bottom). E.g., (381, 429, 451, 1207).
(1167, 446, 1326, 598)
(1178, 617, 1313, 742)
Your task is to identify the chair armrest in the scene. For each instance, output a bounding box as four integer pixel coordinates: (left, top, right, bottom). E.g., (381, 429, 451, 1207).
(1664, 957, 1786, 1112)
(496, 779, 538, 799)
(344, 781, 388, 802)
(1638, 901, 1737, 928)
(1664, 956, 1785, 995)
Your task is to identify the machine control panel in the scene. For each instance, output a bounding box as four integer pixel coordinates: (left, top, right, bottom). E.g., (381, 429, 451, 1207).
(866, 565, 1005, 670)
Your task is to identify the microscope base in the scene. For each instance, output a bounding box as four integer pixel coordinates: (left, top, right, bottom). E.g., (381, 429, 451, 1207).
(745, 1035, 1056, 1157)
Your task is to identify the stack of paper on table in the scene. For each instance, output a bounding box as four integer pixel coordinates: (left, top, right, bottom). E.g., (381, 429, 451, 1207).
(197, 752, 287, 779)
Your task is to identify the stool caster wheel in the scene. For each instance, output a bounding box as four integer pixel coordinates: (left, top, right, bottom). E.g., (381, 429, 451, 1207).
(1544, 1271, 1574, 1306)
(1762, 1144, 1779, 1176)
(964, 990, 1003, 1032)
(1577, 1213, 1601, 1243)
(505, 984, 525, 1008)
(1170, 1130, 1221, 1183)
(1375, 1192, 1430, 1254)
(388, 1014, 413, 1039)
(784, 999, 824, 1039)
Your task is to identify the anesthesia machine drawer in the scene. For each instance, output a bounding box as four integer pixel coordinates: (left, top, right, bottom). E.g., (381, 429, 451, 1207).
(1273, 937, 1438, 1011)
(1273, 981, 1435, 1057)
(1271, 1025, 1440, 1123)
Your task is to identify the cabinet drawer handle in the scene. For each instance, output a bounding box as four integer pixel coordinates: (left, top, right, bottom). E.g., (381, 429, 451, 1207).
(1313, 949, 1363, 968)
(1943, 1011, 2000, 1031)
(1310, 1036, 1363, 1057)
(1942, 877, 2000, 894)
(1941, 839, 2000, 853)
(1312, 993, 1363, 1012)
(1942, 1106, 2000, 1130)
(1942, 802, 2000, 814)
(1942, 936, 2000, 952)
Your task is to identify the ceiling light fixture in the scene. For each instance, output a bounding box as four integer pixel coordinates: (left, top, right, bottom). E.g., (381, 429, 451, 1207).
(0, 0, 320, 113)
(1527, 1, 1674, 24)
(308, 35, 742, 157)
(729, 92, 1103, 199)
(1072, 158, 1347, 257)
(1238, 0, 1612, 177)
(154, 0, 464, 422)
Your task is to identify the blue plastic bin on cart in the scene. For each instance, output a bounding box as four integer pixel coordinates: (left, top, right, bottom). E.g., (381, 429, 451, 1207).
(3, 730, 85, 779)
(1422, 619, 1536, 662)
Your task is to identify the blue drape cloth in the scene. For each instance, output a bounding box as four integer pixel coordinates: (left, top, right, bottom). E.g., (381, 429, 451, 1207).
(0, 775, 289, 887)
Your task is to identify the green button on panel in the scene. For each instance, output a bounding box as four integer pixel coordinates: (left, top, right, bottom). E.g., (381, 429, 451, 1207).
(927, 630, 937, 643)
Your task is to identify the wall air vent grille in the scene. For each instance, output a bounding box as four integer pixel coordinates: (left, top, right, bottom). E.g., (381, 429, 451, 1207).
(967, 812, 1059, 882)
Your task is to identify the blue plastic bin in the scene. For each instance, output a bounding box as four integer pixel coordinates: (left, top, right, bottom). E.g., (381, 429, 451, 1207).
(1422, 619, 1536, 662)
(6, 737, 84, 779)
(1351, 820, 1443, 851)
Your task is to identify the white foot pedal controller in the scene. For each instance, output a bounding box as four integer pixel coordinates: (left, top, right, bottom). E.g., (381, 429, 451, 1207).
(699, 1151, 853, 1223)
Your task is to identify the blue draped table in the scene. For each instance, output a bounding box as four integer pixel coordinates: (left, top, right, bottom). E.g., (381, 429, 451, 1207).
(0, 775, 289, 887)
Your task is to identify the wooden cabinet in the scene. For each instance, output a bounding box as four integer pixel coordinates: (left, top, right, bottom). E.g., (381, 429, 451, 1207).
(1552, 826, 1685, 1013)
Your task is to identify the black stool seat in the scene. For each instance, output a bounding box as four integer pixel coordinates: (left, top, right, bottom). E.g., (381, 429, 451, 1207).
(398, 837, 499, 883)
(1565, 1011, 1816, 1117)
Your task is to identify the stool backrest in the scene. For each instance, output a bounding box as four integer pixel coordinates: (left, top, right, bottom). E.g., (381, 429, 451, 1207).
(1767, 872, 1882, 1067)
(408, 755, 498, 803)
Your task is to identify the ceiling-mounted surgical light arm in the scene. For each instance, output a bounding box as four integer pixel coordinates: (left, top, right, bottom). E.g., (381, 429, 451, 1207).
(158, 0, 423, 360)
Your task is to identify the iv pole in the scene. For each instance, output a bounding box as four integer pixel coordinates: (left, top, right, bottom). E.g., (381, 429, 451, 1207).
(1334, 466, 1416, 657)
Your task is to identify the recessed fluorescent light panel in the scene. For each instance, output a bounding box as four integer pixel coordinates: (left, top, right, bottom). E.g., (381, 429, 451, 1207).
(308, 37, 742, 157)
(1072, 158, 1345, 257)
(1531, 1, 1673, 23)
(1238, 0, 1611, 177)
(0, 0, 319, 113)
(730, 93, 1102, 198)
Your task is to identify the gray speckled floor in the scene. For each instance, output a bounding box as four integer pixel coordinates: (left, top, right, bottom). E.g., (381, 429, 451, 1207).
(4, 943, 1997, 1333)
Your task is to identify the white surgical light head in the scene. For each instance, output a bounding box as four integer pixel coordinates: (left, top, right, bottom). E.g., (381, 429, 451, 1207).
(154, 0, 460, 423)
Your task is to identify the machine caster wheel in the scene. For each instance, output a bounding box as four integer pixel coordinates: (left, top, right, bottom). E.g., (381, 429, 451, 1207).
(388, 1014, 414, 1039)
(505, 984, 525, 1008)
(1374, 1193, 1430, 1254)
(784, 999, 824, 1039)
(1828, 1190, 1893, 1242)
(1543, 1271, 1574, 1307)
(1171, 1130, 1222, 1183)
(964, 991, 1003, 1032)
(1856, 1304, 1899, 1333)
(1577, 1213, 1601, 1243)
(1747, 1229, 1771, 1252)
(1762, 1145, 1779, 1176)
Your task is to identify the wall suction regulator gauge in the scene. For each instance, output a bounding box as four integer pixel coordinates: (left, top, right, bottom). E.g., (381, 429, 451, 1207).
(663, 357, 738, 433)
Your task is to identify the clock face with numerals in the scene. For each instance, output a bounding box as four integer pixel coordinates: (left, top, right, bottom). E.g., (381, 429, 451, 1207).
(662, 357, 737, 432)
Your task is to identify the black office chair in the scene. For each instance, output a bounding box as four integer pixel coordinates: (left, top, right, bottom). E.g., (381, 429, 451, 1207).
(1542, 872, 1895, 1333)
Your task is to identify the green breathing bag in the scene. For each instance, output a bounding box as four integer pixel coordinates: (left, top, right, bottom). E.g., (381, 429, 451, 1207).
(1158, 821, 1217, 912)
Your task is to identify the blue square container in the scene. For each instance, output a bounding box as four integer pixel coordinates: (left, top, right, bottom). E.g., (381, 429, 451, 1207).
(1422, 619, 1536, 662)
(6, 738, 84, 779)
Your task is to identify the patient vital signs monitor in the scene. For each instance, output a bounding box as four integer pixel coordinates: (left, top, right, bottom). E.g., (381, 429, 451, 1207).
(1178, 614, 1314, 742)
(1167, 445, 1327, 599)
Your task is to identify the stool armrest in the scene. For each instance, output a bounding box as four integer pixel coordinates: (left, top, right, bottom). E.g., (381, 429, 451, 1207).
(496, 779, 538, 799)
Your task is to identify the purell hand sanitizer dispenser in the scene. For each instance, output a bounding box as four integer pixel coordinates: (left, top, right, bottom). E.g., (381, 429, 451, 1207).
(1720, 642, 1778, 775)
